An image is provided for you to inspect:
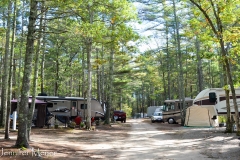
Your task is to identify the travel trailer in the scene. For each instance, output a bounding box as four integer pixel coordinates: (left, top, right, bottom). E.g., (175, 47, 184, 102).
(192, 88, 240, 114)
(35, 96, 105, 122)
(161, 98, 194, 124)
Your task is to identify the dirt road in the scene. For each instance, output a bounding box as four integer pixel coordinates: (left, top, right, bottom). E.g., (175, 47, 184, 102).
(1, 118, 240, 160)
(117, 119, 210, 160)
(118, 119, 240, 160)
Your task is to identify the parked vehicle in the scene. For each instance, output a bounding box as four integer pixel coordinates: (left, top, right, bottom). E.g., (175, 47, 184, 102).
(162, 98, 194, 124)
(35, 96, 105, 123)
(151, 111, 164, 123)
(113, 110, 126, 123)
(192, 88, 240, 115)
(147, 106, 163, 117)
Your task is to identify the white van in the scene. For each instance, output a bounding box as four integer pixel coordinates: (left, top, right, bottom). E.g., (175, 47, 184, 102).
(151, 111, 163, 123)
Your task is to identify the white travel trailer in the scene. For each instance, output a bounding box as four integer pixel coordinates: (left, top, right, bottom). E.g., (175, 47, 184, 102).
(193, 88, 240, 114)
(35, 96, 105, 121)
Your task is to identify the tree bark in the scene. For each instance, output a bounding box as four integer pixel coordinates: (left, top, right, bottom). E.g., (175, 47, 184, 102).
(195, 37, 204, 92)
(28, 1, 45, 141)
(0, 0, 11, 128)
(15, 0, 38, 148)
(5, 0, 17, 139)
(172, 0, 185, 125)
(86, 4, 93, 129)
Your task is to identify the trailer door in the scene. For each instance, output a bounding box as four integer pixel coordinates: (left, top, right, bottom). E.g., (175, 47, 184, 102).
(71, 101, 77, 117)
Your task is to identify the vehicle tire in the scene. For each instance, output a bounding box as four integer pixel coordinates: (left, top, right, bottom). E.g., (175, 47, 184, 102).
(151, 120, 155, 123)
(168, 118, 175, 124)
(124, 119, 126, 123)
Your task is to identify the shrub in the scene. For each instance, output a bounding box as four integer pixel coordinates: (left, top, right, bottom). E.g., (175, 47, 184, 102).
(218, 115, 226, 123)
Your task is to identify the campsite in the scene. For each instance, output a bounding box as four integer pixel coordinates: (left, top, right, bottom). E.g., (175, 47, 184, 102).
(1, 1, 240, 159)
(1, 118, 240, 160)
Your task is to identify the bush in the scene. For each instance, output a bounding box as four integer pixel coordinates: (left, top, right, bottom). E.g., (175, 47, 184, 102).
(80, 122, 85, 128)
(68, 121, 76, 129)
(218, 115, 226, 123)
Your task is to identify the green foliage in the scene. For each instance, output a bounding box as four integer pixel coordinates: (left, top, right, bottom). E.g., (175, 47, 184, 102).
(218, 115, 226, 123)
(121, 104, 132, 118)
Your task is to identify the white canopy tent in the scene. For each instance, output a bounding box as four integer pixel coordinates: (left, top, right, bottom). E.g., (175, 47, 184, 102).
(184, 105, 218, 127)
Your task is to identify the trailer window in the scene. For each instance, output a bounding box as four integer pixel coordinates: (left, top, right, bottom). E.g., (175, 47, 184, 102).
(81, 104, 87, 109)
(72, 101, 77, 107)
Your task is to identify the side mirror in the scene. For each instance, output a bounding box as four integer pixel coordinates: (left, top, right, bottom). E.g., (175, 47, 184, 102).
(209, 92, 217, 103)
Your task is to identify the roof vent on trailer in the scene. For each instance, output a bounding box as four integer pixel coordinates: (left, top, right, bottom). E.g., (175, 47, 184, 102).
(209, 92, 217, 103)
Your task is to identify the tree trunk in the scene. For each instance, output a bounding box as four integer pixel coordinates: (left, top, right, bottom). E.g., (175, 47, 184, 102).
(220, 41, 240, 135)
(105, 23, 115, 124)
(100, 45, 105, 112)
(172, 0, 185, 125)
(0, 1, 11, 128)
(40, 8, 47, 94)
(15, 0, 38, 148)
(86, 4, 93, 129)
(96, 48, 101, 102)
(195, 37, 204, 92)
(5, 0, 17, 139)
(225, 88, 233, 133)
(27, 1, 45, 141)
(86, 41, 92, 129)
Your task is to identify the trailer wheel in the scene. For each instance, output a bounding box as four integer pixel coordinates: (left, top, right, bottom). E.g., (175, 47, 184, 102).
(168, 118, 175, 124)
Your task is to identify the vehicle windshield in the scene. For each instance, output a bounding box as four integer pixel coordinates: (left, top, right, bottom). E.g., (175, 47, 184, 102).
(153, 112, 162, 116)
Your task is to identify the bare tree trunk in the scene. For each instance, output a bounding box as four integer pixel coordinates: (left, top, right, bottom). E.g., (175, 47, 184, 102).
(225, 88, 233, 133)
(40, 8, 47, 94)
(28, 1, 45, 141)
(172, 0, 185, 125)
(5, 0, 17, 139)
(0, 1, 11, 127)
(82, 48, 86, 98)
(86, 4, 93, 129)
(15, 0, 38, 148)
(15, 1, 25, 108)
(105, 23, 115, 124)
(96, 48, 101, 102)
(195, 37, 204, 92)
(100, 45, 105, 112)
